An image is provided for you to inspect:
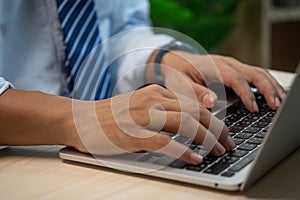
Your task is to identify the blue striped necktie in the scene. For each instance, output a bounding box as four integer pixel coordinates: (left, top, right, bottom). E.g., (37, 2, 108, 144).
(56, 0, 111, 100)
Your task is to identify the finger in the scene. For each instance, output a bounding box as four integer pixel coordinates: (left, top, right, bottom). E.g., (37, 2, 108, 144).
(234, 63, 286, 101)
(234, 66, 282, 110)
(151, 98, 235, 152)
(138, 85, 235, 152)
(265, 70, 286, 100)
(195, 108, 234, 151)
(223, 68, 258, 112)
(169, 71, 218, 108)
(155, 93, 201, 120)
(154, 92, 213, 123)
(259, 68, 286, 101)
(160, 111, 234, 154)
(223, 57, 285, 109)
(190, 81, 218, 108)
(141, 133, 203, 165)
(245, 68, 281, 110)
(265, 76, 286, 101)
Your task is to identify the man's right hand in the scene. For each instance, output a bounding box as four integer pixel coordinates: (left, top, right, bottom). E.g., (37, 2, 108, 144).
(72, 84, 235, 165)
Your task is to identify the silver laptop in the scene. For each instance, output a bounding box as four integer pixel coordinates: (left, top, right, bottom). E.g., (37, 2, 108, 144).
(59, 68, 300, 191)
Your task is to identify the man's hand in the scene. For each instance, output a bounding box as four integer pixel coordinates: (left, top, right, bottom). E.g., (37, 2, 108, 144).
(153, 51, 286, 112)
(72, 84, 235, 165)
(0, 86, 235, 165)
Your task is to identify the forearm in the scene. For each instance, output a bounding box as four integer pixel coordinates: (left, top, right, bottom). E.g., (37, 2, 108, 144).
(0, 89, 77, 147)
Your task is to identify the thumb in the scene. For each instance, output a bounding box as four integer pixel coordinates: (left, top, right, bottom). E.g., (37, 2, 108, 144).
(192, 82, 218, 108)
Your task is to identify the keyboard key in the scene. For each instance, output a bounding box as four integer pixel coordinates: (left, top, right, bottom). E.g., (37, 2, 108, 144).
(261, 117, 273, 123)
(226, 105, 241, 116)
(169, 159, 187, 169)
(174, 135, 191, 144)
(238, 143, 257, 151)
(160, 131, 175, 137)
(244, 127, 261, 134)
(267, 112, 276, 118)
(203, 156, 218, 165)
(220, 156, 239, 164)
(256, 94, 266, 105)
(246, 113, 260, 121)
(243, 116, 258, 123)
(189, 144, 199, 149)
(235, 132, 253, 139)
(225, 118, 236, 126)
(204, 162, 230, 175)
(154, 155, 175, 166)
(235, 121, 252, 128)
(252, 122, 269, 128)
(237, 110, 249, 117)
(193, 146, 208, 157)
(153, 153, 165, 157)
(229, 158, 252, 172)
(247, 137, 263, 145)
(229, 150, 248, 157)
(233, 138, 244, 145)
(255, 131, 266, 138)
(221, 171, 235, 177)
(227, 115, 240, 122)
(229, 150, 257, 172)
(186, 163, 207, 172)
(258, 111, 268, 116)
(137, 153, 153, 162)
(229, 126, 243, 134)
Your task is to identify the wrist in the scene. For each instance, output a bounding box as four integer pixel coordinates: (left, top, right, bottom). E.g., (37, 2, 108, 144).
(149, 40, 199, 85)
(59, 98, 87, 151)
(39, 94, 80, 148)
(58, 98, 79, 148)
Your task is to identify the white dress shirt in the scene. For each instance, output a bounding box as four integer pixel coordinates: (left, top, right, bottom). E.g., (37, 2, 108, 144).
(0, 0, 173, 96)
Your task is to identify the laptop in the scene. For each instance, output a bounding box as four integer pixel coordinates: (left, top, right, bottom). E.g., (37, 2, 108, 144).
(59, 68, 300, 191)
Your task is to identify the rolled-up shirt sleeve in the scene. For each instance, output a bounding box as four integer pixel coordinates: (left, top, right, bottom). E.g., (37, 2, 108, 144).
(0, 77, 14, 95)
(105, 0, 173, 95)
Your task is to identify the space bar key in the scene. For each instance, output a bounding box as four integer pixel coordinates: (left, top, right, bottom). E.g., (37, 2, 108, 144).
(229, 149, 258, 172)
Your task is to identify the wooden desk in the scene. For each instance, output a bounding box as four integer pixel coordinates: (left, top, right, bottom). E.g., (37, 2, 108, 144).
(1, 70, 299, 200)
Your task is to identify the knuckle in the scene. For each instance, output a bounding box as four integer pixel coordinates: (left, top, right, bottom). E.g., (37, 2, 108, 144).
(241, 90, 254, 100)
(210, 54, 219, 61)
(141, 92, 159, 103)
(148, 84, 165, 92)
(227, 56, 237, 62)
(155, 135, 171, 149)
(264, 89, 276, 96)
(256, 67, 267, 73)
(181, 112, 192, 125)
(232, 74, 247, 86)
(173, 112, 182, 125)
(199, 105, 209, 116)
(222, 55, 238, 64)
(253, 67, 266, 77)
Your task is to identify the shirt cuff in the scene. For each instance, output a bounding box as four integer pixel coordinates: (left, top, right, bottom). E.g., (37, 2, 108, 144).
(0, 77, 14, 95)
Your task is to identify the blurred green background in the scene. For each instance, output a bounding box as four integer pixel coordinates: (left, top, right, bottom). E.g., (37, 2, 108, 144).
(150, 0, 239, 52)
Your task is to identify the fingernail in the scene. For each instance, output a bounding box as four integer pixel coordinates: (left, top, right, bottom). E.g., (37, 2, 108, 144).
(275, 97, 281, 108)
(215, 142, 226, 156)
(226, 136, 236, 150)
(190, 152, 202, 164)
(252, 101, 259, 112)
(202, 93, 217, 107)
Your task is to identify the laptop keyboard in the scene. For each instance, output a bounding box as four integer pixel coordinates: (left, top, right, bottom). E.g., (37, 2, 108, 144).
(137, 94, 276, 177)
